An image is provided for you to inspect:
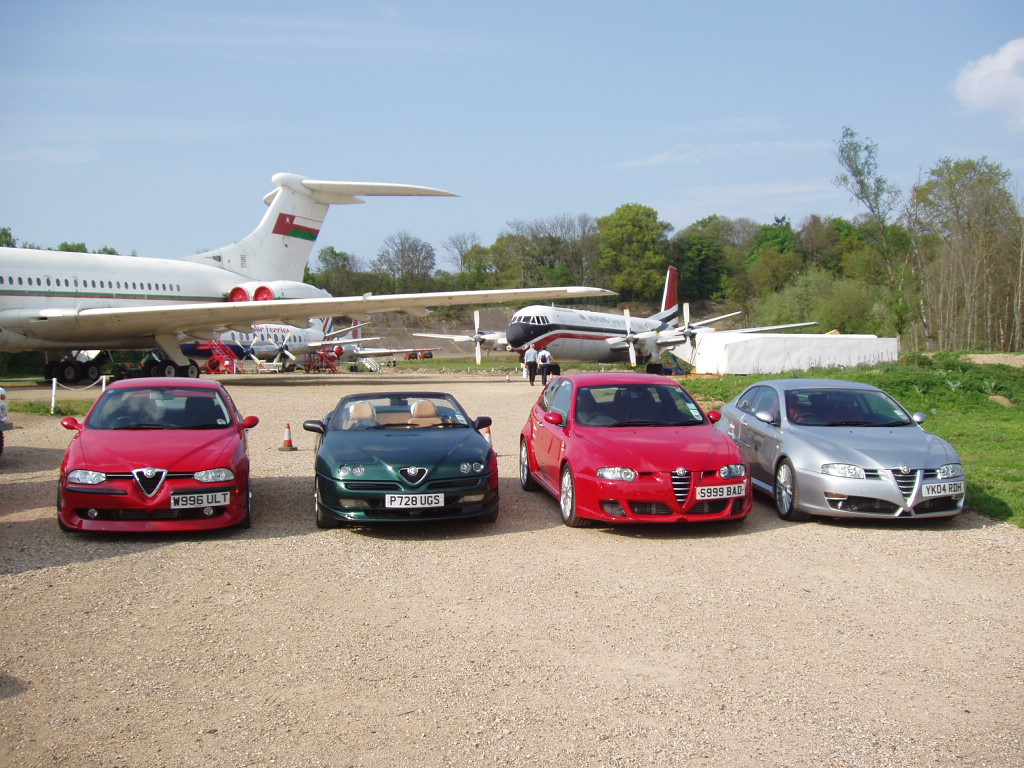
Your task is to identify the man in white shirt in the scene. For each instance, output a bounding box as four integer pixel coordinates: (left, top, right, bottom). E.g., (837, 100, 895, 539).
(523, 344, 539, 386)
(537, 348, 553, 386)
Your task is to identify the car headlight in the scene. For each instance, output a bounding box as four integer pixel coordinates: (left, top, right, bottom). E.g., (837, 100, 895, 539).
(67, 469, 106, 484)
(193, 468, 235, 483)
(937, 463, 964, 479)
(460, 461, 486, 474)
(821, 463, 866, 479)
(337, 464, 366, 478)
(718, 464, 747, 479)
(597, 467, 637, 482)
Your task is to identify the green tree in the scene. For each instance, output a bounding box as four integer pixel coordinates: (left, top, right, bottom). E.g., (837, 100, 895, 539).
(596, 203, 671, 302)
(833, 126, 920, 340)
(668, 232, 725, 301)
(0, 227, 16, 247)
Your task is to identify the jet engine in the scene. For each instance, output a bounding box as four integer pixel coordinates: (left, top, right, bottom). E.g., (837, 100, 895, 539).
(227, 281, 330, 302)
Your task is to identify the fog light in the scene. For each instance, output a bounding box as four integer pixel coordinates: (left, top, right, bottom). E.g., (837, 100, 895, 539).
(600, 501, 626, 517)
(338, 499, 369, 509)
(202, 506, 215, 517)
(87, 508, 99, 519)
(461, 493, 485, 503)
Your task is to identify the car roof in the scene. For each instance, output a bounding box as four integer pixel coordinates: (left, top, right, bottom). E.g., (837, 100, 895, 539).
(106, 377, 224, 391)
(553, 373, 681, 387)
(758, 378, 880, 392)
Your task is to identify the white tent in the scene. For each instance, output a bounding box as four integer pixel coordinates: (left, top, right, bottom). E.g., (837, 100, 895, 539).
(669, 332, 900, 375)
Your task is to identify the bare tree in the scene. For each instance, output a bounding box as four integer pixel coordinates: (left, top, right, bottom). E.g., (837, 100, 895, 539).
(441, 232, 480, 273)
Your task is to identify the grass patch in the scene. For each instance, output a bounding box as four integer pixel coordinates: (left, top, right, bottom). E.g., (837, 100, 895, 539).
(8, 400, 88, 417)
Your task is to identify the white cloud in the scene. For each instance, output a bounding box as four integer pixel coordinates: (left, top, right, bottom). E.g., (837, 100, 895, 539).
(953, 37, 1024, 132)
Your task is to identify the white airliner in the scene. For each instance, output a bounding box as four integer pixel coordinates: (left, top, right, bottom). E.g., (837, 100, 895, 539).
(419, 265, 816, 371)
(0, 172, 613, 382)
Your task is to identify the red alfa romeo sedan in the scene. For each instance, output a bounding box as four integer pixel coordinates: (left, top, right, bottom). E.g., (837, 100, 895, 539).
(520, 372, 752, 527)
(58, 378, 259, 533)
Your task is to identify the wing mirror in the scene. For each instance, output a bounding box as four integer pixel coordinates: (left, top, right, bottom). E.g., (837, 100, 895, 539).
(60, 416, 83, 432)
(912, 412, 926, 424)
(543, 412, 564, 426)
(474, 416, 492, 431)
(303, 419, 326, 434)
(706, 409, 722, 424)
(753, 410, 777, 425)
(240, 415, 260, 430)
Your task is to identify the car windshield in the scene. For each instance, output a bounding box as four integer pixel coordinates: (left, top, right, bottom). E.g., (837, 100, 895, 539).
(86, 388, 232, 430)
(574, 383, 705, 427)
(784, 388, 913, 427)
(328, 393, 472, 431)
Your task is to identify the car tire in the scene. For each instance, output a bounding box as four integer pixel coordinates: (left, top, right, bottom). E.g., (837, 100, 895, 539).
(235, 493, 252, 529)
(475, 504, 499, 524)
(559, 464, 589, 527)
(775, 459, 810, 521)
(315, 490, 339, 529)
(519, 439, 539, 491)
(56, 490, 73, 533)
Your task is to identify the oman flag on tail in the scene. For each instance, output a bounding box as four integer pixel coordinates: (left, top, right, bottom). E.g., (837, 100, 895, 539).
(273, 213, 321, 241)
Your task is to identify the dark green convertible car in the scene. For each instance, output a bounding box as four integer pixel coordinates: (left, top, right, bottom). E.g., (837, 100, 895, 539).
(303, 391, 498, 527)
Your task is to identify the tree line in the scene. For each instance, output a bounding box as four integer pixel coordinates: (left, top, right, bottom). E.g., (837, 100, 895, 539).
(305, 128, 1023, 353)
(5, 127, 1022, 353)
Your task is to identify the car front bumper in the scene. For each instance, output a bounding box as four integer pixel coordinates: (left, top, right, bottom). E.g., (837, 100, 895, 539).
(789, 466, 965, 519)
(577, 472, 752, 524)
(315, 471, 499, 523)
(59, 481, 249, 532)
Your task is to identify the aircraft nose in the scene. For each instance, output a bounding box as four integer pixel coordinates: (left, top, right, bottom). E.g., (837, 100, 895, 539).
(505, 323, 532, 349)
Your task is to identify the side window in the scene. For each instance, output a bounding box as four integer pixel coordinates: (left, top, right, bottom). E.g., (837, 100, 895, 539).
(737, 386, 763, 415)
(550, 380, 573, 417)
(540, 379, 562, 411)
(751, 387, 780, 422)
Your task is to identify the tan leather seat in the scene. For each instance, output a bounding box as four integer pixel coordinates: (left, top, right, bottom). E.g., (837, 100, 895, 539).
(408, 399, 441, 427)
(346, 400, 377, 429)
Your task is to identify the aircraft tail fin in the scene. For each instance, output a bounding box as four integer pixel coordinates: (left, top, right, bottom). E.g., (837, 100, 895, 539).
(182, 173, 457, 283)
(648, 266, 679, 325)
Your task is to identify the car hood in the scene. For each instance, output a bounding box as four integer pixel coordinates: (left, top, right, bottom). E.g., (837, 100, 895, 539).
(319, 428, 488, 470)
(574, 424, 742, 470)
(788, 425, 959, 468)
(70, 429, 239, 471)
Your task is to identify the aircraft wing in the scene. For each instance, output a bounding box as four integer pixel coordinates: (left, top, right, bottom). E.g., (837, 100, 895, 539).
(4, 286, 613, 345)
(353, 346, 441, 358)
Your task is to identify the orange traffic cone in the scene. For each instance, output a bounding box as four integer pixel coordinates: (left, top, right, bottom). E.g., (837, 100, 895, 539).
(278, 423, 298, 451)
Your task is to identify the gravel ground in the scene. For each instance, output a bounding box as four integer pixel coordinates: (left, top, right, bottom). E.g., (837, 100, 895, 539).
(1, 371, 1022, 768)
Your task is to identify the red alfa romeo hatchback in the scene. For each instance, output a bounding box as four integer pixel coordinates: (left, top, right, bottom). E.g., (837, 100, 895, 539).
(520, 372, 752, 527)
(58, 377, 259, 532)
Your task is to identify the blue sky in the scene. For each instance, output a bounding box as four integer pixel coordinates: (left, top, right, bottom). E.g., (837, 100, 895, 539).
(2, 1, 1022, 273)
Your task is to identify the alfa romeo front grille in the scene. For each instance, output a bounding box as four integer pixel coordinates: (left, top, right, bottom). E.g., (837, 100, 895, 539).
(671, 470, 692, 505)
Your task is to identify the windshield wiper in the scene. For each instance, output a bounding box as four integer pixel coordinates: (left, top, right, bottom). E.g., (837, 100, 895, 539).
(612, 420, 662, 427)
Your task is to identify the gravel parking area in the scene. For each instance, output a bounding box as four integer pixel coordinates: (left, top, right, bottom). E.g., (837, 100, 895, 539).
(1, 372, 1022, 768)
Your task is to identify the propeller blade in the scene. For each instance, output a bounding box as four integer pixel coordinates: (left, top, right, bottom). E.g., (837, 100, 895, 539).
(628, 341, 637, 368)
(692, 310, 743, 327)
(475, 343, 482, 365)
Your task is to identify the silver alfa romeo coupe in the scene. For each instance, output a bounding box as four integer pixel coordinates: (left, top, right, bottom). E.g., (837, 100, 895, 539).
(715, 379, 966, 521)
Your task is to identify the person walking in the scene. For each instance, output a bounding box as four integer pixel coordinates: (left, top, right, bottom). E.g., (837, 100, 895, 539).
(537, 347, 554, 386)
(523, 344, 539, 386)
